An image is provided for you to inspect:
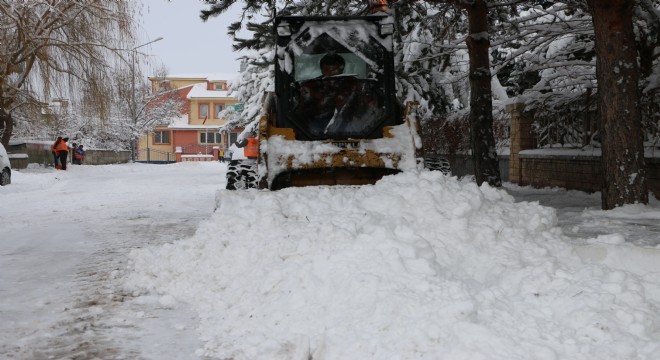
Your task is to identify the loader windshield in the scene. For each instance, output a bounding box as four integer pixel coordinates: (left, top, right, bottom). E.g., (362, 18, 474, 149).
(275, 16, 398, 141)
(294, 53, 367, 81)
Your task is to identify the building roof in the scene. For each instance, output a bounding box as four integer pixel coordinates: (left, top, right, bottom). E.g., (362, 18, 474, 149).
(187, 83, 234, 99)
(168, 124, 223, 130)
(149, 73, 240, 82)
(166, 114, 222, 130)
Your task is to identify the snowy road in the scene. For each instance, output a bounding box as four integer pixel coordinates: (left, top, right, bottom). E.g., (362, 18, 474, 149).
(0, 162, 225, 359)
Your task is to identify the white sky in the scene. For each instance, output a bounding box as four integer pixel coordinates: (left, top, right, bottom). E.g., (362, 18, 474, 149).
(138, 0, 246, 75)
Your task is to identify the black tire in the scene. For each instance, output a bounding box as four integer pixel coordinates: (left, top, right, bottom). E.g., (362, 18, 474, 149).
(226, 160, 257, 190)
(425, 156, 452, 175)
(0, 168, 10, 186)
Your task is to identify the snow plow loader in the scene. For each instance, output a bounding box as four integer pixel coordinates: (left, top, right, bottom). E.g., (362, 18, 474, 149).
(226, 2, 425, 190)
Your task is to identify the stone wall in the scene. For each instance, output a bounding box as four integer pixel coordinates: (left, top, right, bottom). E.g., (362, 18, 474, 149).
(8, 142, 51, 167)
(83, 150, 131, 165)
(8, 154, 29, 169)
(7, 142, 131, 167)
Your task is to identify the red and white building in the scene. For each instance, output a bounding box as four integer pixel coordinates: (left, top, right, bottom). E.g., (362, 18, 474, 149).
(136, 73, 241, 162)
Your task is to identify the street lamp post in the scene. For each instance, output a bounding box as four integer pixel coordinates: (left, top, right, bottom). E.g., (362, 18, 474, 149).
(130, 37, 163, 162)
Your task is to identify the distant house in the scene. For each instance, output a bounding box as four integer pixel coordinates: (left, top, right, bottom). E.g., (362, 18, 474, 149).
(136, 73, 241, 163)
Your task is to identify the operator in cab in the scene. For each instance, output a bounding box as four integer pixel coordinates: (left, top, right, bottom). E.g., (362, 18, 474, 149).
(319, 53, 345, 78)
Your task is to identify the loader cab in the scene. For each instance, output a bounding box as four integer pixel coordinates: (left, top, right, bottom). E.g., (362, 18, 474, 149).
(274, 15, 398, 141)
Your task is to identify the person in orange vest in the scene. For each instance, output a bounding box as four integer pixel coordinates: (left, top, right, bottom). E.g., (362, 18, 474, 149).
(51, 136, 62, 169)
(55, 137, 70, 170)
(244, 137, 258, 159)
(73, 145, 85, 165)
(235, 132, 258, 159)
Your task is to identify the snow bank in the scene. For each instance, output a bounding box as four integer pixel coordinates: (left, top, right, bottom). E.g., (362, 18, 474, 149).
(125, 171, 660, 359)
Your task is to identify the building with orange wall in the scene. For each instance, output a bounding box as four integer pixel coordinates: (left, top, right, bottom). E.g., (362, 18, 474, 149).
(136, 73, 241, 162)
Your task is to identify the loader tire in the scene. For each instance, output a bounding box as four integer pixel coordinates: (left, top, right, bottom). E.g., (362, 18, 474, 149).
(226, 160, 258, 190)
(425, 156, 452, 175)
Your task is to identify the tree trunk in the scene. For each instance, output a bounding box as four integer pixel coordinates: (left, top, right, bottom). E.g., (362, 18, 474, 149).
(586, 0, 648, 209)
(0, 108, 13, 148)
(465, 0, 501, 187)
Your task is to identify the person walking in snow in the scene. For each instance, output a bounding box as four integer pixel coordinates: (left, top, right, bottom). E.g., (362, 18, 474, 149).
(51, 136, 62, 168)
(55, 137, 70, 170)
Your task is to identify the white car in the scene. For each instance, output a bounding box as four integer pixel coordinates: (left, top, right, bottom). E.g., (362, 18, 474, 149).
(0, 142, 11, 186)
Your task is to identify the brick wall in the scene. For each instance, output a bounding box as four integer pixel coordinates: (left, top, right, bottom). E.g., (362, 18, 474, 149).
(509, 103, 660, 198)
(518, 154, 660, 198)
(507, 102, 536, 183)
(519, 154, 601, 192)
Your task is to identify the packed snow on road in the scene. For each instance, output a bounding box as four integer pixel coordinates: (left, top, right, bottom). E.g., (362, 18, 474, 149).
(1, 162, 660, 359)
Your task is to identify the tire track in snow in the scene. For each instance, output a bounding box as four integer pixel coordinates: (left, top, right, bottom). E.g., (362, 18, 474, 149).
(18, 214, 205, 360)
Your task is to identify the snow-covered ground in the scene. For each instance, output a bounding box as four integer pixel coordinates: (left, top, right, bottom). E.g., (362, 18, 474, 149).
(0, 162, 223, 359)
(1, 162, 659, 359)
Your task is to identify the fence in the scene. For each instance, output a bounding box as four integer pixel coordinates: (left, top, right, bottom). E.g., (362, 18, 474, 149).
(508, 102, 660, 198)
(136, 148, 175, 164)
(179, 144, 214, 155)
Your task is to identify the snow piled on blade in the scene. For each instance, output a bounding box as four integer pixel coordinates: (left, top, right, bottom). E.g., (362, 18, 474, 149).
(125, 171, 660, 360)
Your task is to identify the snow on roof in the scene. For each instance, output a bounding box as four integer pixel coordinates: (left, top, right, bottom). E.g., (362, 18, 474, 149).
(186, 83, 233, 99)
(166, 114, 191, 127)
(163, 73, 240, 82)
(520, 147, 660, 159)
(166, 114, 223, 130)
(168, 124, 223, 131)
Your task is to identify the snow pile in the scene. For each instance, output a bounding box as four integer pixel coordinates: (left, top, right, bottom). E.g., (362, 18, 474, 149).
(125, 171, 660, 359)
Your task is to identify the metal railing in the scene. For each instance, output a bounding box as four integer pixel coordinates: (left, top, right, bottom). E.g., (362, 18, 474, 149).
(136, 148, 175, 164)
(179, 144, 214, 155)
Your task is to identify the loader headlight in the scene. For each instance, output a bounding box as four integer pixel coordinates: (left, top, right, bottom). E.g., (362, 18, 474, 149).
(379, 23, 394, 36)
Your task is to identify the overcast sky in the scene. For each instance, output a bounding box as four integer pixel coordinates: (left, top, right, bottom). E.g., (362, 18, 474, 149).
(139, 0, 246, 76)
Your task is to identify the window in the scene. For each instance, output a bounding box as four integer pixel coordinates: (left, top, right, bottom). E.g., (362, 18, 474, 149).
(295, 52, 368, 82)
(229, 132, 238, 146)
(214, 82, 226, 90)
(199, 103, 209, 119)
(200, 132, 220, 144)
(154, 130, 170, 144)
(214, 103, 223, 118)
